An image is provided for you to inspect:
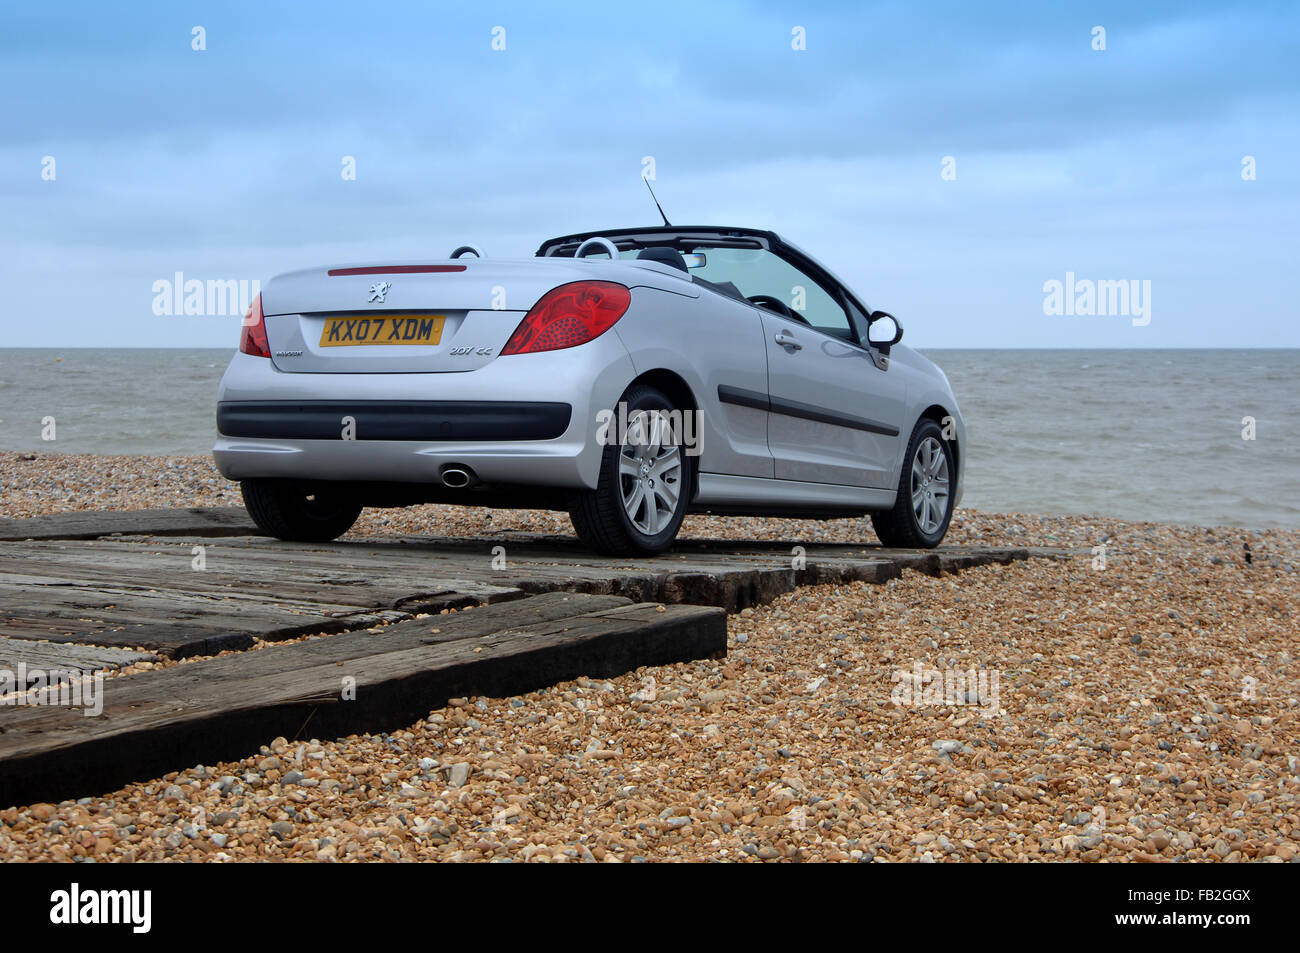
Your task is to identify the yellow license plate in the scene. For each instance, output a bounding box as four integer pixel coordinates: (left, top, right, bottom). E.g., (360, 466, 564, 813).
(319, 314, 445, 347)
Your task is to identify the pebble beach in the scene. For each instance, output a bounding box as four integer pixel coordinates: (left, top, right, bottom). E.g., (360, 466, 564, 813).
(1, 450, 1297, 862)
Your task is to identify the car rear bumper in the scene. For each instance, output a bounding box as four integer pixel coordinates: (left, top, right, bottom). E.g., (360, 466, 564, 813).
(213, 435, 594, 487)
(211, 342, 635, 490)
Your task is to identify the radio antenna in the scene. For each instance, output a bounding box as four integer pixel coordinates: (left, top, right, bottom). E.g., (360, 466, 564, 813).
(643, 176, 672, 227)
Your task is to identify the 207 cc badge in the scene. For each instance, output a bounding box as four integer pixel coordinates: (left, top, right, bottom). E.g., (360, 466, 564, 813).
(368, 281, 392, 303)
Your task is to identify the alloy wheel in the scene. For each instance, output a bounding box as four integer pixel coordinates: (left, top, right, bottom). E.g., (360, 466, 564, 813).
(617, 410, 683, 536)
(909, 435, 950, 535)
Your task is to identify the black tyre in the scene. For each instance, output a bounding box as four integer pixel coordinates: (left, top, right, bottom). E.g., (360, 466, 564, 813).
(871, 418, 955, 548)
(568, 384, 694, 556)
(240, 478, 362, 542)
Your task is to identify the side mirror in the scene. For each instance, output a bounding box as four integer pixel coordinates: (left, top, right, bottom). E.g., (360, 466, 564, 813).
(867, 311, 904, 350)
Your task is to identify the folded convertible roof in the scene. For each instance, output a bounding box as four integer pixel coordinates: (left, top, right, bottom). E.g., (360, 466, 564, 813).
(535, 226, 781, 258)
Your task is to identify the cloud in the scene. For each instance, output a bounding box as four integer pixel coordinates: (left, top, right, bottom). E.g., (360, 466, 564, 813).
(0, 0, 1296, 347)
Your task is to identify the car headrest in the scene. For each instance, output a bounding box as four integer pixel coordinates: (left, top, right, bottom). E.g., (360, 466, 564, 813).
(636, 246, 689, 273)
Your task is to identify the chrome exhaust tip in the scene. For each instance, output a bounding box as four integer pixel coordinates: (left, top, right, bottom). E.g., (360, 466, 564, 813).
(441, 467, 474, 488)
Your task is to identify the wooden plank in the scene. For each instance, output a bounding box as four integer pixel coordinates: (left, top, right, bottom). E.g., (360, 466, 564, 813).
(0, 592, 725, 806)
(0, 534, 525, 655)
(0, 563, 472, 611)
(0, 577, 484, 628)
(0, 583, 406, 657)
(0, 539, 521, 613)
(0, 636, 154, 674)
(0, 592, 634, 698)
(0, 507, 257, 541)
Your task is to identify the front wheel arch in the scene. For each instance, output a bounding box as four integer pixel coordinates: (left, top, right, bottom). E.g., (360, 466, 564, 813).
(918, 404, 959, 470)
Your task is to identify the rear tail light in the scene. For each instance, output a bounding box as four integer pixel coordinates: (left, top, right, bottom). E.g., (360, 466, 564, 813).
(500, 281, 631, 355)
(239, 293, 270, 358)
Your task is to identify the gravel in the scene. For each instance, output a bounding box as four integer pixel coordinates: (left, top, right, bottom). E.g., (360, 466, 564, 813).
(0, 452, 1297, 862)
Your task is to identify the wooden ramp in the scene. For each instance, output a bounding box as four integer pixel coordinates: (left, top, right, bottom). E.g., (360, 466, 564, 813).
(0, 507, 1067, 806)
(0, 531, 1049, 659)
(0, 592, 724, 806)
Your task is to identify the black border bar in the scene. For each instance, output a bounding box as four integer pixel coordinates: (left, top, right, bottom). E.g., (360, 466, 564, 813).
(217, 400, 572, 442)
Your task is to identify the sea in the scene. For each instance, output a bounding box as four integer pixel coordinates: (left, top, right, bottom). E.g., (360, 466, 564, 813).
(0, 348, 1296, 530)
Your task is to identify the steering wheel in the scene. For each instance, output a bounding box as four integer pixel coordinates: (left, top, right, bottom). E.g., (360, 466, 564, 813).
(747, 294, 808, 324)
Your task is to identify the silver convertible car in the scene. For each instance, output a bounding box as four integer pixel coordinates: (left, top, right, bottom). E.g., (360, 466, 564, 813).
(214, 225, 965, 555)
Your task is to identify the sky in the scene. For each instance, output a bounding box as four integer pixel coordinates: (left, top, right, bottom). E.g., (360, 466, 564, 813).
(2, 0, 1297, 348)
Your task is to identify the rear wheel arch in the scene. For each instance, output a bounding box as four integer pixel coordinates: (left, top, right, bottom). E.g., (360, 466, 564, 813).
(628, 368, 697, 414)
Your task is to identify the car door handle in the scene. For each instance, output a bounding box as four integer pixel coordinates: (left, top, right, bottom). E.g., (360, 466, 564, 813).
(774, 330, 802, 350)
